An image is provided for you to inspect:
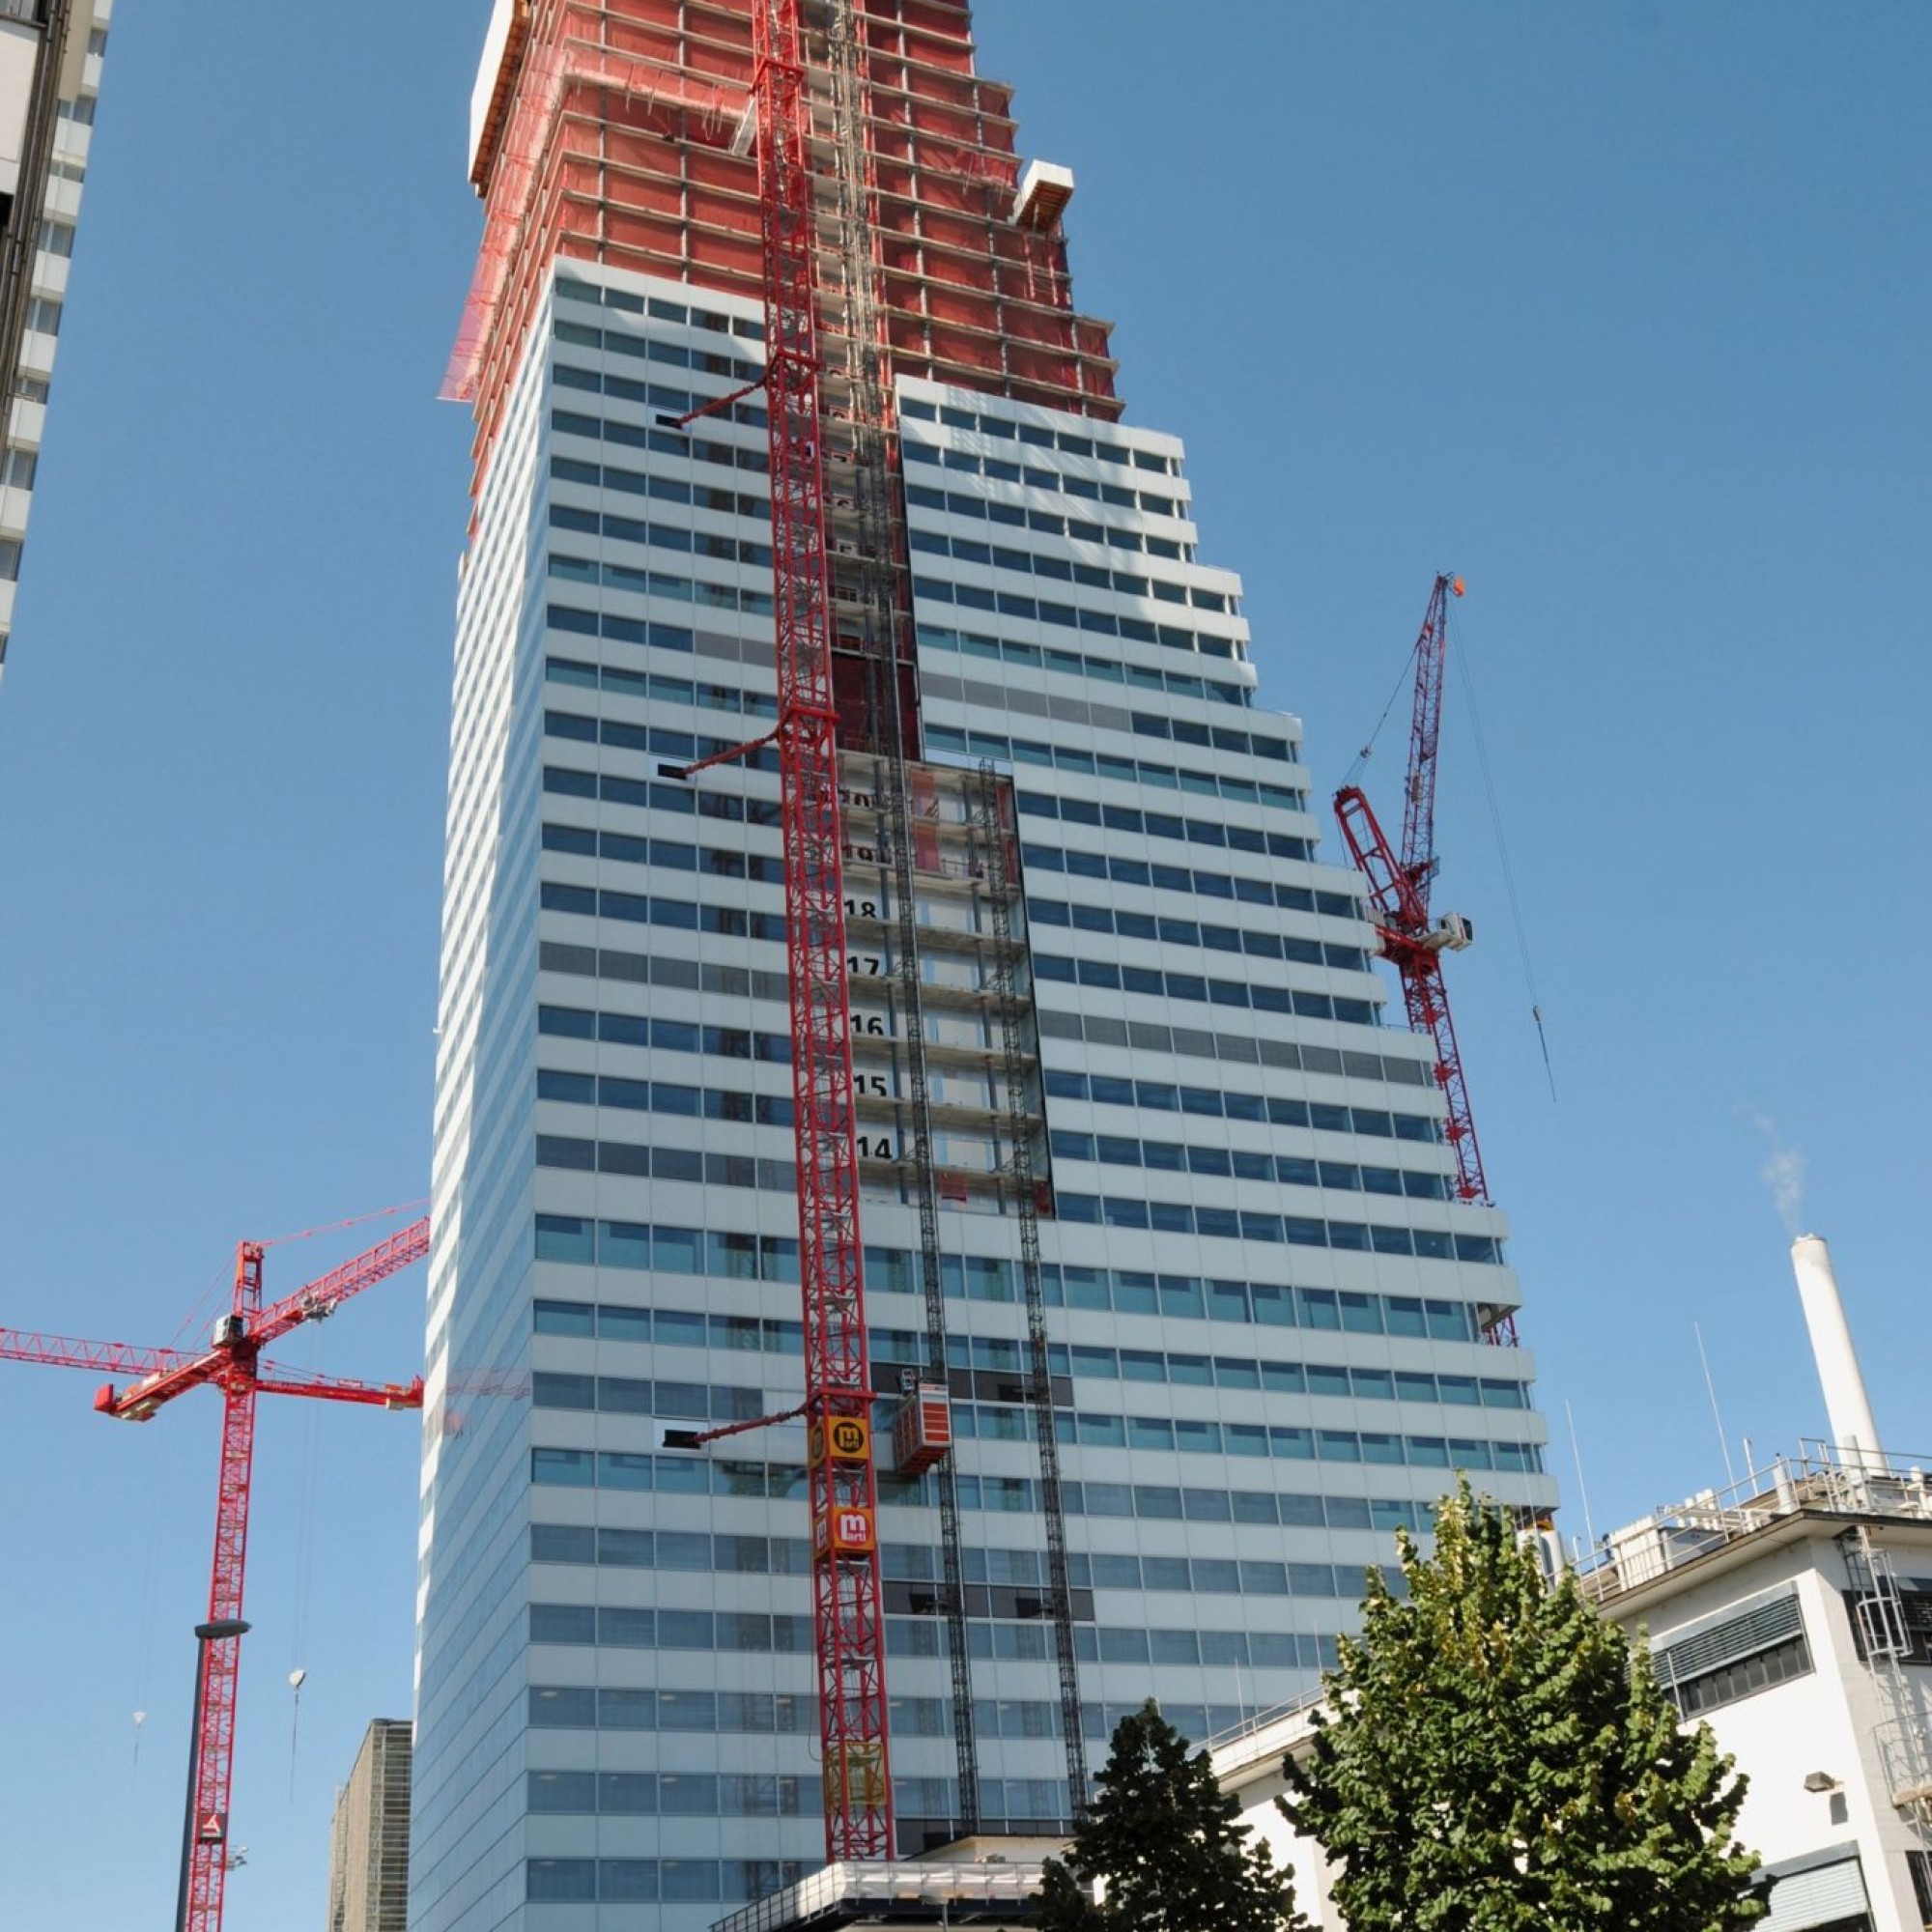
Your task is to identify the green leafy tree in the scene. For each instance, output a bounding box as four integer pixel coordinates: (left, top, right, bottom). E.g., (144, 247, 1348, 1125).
(1039, 1700, 1308, 1932)
(1280, 1478, 1767, 1930)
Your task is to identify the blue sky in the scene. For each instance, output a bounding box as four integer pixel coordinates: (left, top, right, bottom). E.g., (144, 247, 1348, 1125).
(0, 3, 1925, 1924)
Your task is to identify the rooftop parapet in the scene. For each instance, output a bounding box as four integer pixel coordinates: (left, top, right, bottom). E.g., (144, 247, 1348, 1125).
(1578, 1441, 1932, 1605)
(707, 1858, 1052, 1932)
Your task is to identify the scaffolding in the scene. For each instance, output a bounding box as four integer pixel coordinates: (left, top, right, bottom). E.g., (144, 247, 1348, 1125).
(977, 760, 1088, 1817)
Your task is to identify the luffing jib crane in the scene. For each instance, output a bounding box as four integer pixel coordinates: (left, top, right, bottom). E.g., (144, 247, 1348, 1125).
(1333, 576, 1516, 1344)
(0, 1213, 430, 1932)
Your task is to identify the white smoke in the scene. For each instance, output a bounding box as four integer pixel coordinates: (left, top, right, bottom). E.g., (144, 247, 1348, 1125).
(1744, 1110, 1805, 1235)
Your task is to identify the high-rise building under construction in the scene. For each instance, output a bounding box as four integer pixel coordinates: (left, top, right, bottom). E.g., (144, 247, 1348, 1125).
(414, 4, 1554, 1927)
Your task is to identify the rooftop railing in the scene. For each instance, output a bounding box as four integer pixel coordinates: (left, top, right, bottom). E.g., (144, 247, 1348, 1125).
(1577, 1441, 1932, 1604)
(707, 1860, 1051, 1932)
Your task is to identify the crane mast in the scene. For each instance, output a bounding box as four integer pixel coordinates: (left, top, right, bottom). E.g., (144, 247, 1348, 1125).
(1334, 576, 1513, 1341)
(750, 0, 894, 1863)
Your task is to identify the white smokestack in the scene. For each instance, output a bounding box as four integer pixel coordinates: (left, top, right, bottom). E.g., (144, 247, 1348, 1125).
(1790, 1234, 1883, 1466)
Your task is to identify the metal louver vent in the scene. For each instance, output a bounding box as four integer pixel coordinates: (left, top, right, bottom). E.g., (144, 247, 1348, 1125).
(1654, 1590, 1804, 1689)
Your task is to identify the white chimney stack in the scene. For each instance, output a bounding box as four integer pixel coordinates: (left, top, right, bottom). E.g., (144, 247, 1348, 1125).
(1790, 1234, 1883, 1466)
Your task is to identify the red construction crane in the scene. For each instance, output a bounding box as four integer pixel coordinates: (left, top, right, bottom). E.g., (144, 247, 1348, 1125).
(454, 0, 895, 1861)
(747, 0, 894, 1862)
(1334, 576, 1516, 1342)
(0, 1214, 429, 1932)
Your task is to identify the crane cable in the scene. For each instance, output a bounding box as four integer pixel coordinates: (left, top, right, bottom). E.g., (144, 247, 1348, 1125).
(1448, 611, 1556, 1098)
(287, 1307, 326, 1798)
(1339, 626, 1424, 792)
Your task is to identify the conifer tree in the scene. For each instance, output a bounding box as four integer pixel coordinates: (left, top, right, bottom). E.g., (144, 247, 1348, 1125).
(1280, 1479, 1767, 1931)
(1039, 1701, 1307, 1932)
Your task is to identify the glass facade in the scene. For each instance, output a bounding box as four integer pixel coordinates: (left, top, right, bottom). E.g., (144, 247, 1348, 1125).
(412, 262, 1553, 1932)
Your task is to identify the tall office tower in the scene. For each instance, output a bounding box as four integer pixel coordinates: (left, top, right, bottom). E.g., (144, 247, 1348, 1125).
(0, 0, 110, 678)
(327, 1719, 414, 1932)
(416, 5, 1555, 1929)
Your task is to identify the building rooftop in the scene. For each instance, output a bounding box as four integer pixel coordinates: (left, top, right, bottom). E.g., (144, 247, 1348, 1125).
(1579, 1444, 1932, 1609)
(707, 1856, 1052, 1932)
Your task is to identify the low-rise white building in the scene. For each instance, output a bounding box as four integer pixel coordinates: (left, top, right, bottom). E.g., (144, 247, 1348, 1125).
(1214, 1444, 1932, 1932)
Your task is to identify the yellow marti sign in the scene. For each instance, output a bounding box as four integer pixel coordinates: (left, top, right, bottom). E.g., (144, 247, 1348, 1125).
(808, 1414, 870, 1466)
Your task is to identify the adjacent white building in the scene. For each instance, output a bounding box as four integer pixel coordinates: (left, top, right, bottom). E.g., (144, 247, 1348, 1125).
(1215, 1237, 1932, 1932)
(0, 0, 110, 677)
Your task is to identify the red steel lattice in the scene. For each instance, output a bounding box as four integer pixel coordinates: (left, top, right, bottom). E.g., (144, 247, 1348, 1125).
(1334, 577, 1515, 1346)
(752, 0, 893, 1862)
(0, 1216, 429, 1932)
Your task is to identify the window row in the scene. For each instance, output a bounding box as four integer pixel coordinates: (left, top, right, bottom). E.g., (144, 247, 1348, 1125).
(905, 475, 1188, 552)
(528, 1601, 1340, 1675)
(546, 652, 775, 724)
(902, 432, 1179, 510)
(526, 1685, 1305, 1749)
(555, 361, 768, 434)
(922, 722, 1314, 828)
(535, 1133, 794, 1193)
(1034, 951, 1375, 1026)
(1054, 1188, 1502, 1265)
(889, 1619, 1335, 1673)
(531, 1372, 767, 1420)
(537, 1065, 791, 1127)
(1043, 912, 1376, 997)
(919, 619, 1250, 709)
(530, 1221, 1495, 1338)
(552, 502, 771, 566)
(547, 550, 774, 616)
(532, 1292, 1523, 1410)
(528, 1769, 815, 1817)
(538, 937, 789, 1009)
(909, 525, 1234, 612)
(1020, 783, 1318, 855)
(527, 1445, 1530, 1516)
(545, 702, 786, 776)
(892, 1537, 1388, 1604)
(543, 760, 783, 824)
(1044, 1068, 1435, 1144)
(555, 273, 765, 341)
(946, 1338, 1525, 1410)
(549, 419, 768, 486)
(1670, 1634, 1813, 1718)
(551, 454, 767, 520)
(535, 1770, 1067, 1835)
(541, 821, 776, 882)
(539, 1001, 790, 1061)
(1035, 1003, 1436, 1090)
(554, 315, 762, 384)
(919, 570, 1241, 664)
(527, 1859, 787, 1908)
(1034, 895, 1367, 974)
(1048, 1125, 1448, 1201)
(901, 392, 1179, 476)
(539, 880, 783, 941)
(530, 1520, 1396, 1602)
(952, 1400, 1541, 1471)
(526, 1368, 1530, 1462)
(1021, 788, 1319, 863)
